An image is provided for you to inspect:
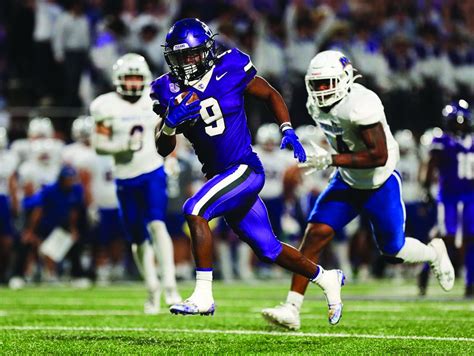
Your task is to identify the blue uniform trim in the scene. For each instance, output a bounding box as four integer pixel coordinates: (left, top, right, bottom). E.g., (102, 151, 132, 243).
(308, 171, 406, 255)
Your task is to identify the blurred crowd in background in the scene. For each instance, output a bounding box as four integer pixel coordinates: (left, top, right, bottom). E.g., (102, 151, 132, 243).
(0, 0, 473, 291)
(2, 0, 474, 137)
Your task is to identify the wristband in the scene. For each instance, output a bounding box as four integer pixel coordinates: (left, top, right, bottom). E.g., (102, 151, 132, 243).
(280, 122, 293, 133)
(161, 123, 176, 136)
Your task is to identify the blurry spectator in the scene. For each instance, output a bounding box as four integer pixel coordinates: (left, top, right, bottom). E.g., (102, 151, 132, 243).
(381, 6, 416, 41)
(384, 34, 421, 132)
(137, 24, 165, 75)
(286, 9, 317, 126)
(90, 15, 128, 94)
(52, 0, 90, 106)
(33, 0, 63, 105)
(10, 166, 85, 287)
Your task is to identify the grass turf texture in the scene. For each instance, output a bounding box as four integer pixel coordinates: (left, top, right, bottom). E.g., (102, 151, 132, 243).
(1, 280, 473, 354)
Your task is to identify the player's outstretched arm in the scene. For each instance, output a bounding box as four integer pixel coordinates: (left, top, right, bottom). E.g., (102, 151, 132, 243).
(332, 122, 388, 168)
(245, 76, 306, 162)
(245, 76, 291, 126)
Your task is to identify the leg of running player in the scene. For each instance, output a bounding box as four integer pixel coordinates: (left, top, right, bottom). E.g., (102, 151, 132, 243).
(366, 172, 454, 291)
(261, 173, 358, 329)
(463, 198, 474, 298)
(116, 184, 161, 314)
(143, 167, 181, 305)
(227, 197, 345, 327)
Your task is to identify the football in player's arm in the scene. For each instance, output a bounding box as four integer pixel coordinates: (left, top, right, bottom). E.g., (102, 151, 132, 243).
(153, 18, 344, 322)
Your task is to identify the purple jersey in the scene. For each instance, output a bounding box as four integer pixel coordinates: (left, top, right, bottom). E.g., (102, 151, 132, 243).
(151, 48, 263, 178)
(431, 133, 474, 199)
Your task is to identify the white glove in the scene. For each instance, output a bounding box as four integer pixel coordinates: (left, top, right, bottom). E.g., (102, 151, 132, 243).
(298, 141, 333, 175)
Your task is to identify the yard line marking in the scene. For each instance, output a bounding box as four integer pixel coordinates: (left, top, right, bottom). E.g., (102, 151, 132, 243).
(1, 325, 473, 342)
(1, 309, 473, 322)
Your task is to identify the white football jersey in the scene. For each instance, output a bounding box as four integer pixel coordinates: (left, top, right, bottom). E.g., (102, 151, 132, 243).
(18, 159, 60, 192)
(254, 147, 294, 199)
(87, 155, 118, 209)
(397, 152, 423, 203)
(0, 150, 19, 196)
(307, 83, 399, 189)
(90, 88, 162, 179)
(11, 138, 64, 164)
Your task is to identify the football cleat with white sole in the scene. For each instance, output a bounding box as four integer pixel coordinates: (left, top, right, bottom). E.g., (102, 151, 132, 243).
(261, 302, 301, 330)
(429, 239, 455, 291)
(164, 288, 182, 306)
(318, 269, 345, 325)
(169, 299, 215, 316)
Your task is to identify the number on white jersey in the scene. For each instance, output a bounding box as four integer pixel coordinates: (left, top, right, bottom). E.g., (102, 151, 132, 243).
(457, 152, 474, 180)
(200, 97, 225, 136)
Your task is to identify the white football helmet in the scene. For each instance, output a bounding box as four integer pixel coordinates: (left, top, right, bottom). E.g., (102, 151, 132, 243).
(0, 127, 8, 150)
(112, 53, 152, 97)
(394, 129, 416, 153)
(27, 117, 54, 139)
(305, 50, 360, 107)
(256, 123, 281, 146)
(71, 115, 94, 143)
(295, 125, 326, 147)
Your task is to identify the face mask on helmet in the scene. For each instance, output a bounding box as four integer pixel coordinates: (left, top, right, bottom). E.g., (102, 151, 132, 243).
(113, 54, 152, 97)
(305, 51, 359, 108)
(164, 18, 216, 84)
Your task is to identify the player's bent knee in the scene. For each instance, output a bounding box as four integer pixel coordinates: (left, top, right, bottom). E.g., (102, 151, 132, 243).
(380, 239, 405, 257)
(252, 241, 283, 264)
(305, 223, 334, 243)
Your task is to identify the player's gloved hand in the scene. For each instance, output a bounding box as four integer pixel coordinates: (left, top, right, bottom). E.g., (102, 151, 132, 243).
(280, 128, 307, 162)
(298, 141, 333, 174)
(165, 92, 201, 129)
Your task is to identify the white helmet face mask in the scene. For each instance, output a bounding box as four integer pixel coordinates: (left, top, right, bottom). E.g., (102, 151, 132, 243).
(305, 50, 360, 108)
(113, 53, 152, 97)
(27, 117, 54, 139)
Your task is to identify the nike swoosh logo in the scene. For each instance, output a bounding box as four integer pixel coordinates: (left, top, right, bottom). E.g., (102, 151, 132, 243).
(216, 72, 228, 81)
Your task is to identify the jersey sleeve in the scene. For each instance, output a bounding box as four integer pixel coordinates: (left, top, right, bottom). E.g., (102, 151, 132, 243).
(90, 97, 112, 126)
(349, 90, 385, 126)
(219, 48, 257, 92)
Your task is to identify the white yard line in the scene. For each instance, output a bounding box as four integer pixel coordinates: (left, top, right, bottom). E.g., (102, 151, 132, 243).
(0, 325, 473, 343)
(1, 309, 473, 322)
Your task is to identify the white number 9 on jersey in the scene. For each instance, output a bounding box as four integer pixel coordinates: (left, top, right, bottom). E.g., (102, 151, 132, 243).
(200, 97, 225, 136)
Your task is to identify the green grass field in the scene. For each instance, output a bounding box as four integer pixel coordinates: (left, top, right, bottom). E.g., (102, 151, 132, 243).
(1, 279, 473, 354)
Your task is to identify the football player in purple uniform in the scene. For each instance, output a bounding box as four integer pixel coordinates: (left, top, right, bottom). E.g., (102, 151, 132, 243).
(152, 18, 345, 323)
(425, 100, 474, 297)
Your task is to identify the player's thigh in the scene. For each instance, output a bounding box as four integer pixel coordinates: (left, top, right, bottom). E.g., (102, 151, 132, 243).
(364, 172, 405, 255)
(225, 196, 282, 263)
(97, 208, 125, 245)
(183, 164, 264, 221)
(308, 173, 360, 232)
(142, 167, 167, 223)
(437, 199, 458, 236)
(115, 184, 148, 243)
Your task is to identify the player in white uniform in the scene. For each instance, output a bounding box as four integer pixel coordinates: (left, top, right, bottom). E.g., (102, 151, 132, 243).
(0, 128, 19, 281)
(64, 116, 126, 284)
(90, 53, 180, 313)
(261, 50, 455, 330)
(11, 117, 64, 164)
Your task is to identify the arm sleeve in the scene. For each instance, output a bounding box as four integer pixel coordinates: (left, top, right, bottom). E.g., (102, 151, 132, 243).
(221, 48, 257, 93)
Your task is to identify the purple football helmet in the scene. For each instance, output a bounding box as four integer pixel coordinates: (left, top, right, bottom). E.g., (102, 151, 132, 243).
(442, 99, 472, 134)
(164, 18, 216, 83)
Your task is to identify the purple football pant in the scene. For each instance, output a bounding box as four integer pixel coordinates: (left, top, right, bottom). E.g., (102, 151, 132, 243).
(183, 164, 283, 262)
